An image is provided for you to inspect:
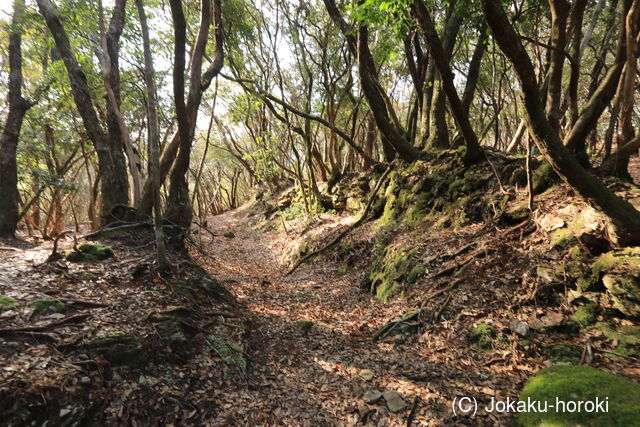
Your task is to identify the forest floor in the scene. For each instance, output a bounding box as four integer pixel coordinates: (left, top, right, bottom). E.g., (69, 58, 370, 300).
(1, 156, 640, 426)
(192, 206, 529, 426)
(188, 196, 638, 426)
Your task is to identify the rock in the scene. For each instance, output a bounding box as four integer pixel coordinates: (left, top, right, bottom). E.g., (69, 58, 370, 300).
(359, 369, 375, 381)
(80, 376, 91, 386)
(530, 311, 564, 331)
(538, 214, 565, 231)
(516, 365, 640, 426)
(597, 322, 640, 359)
(602, 274, 640, 319)
(536, 266, 557, 283)
(502, 201, 530, 223)
(382, 391, 406, 413)
(570, 303, 597, 328)
(362, 390, 382, 403)
(223, 231, 236, 239)
(509, 318, 529, 337)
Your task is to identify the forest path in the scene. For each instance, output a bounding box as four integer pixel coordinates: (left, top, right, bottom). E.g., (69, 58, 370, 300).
(196, 207, 496, 426)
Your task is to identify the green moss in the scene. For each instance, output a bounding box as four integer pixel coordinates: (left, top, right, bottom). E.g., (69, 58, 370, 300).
(550, 228, 577, 250)
(295, 320, 313, 332)
(206, 335, 246, 374)
(568, 245, 583, 260)
(81, 272, 97, 280)
(0, 296, 19, 311)
(406, 263, 425, 284)
(515, 365, 640, 427)
(571, 303, 597, 328)
(379, 193, 398, 225)
(470, 323, 494, 350)
(592, 247, 640, 277)
(404, 192, 429, 224)
(544, 344, 582, 364)
(368, 246, 420, 301)
(577, 277, 600, 293)
(597, 322, 640, 359)
(65, 243, 115, 262)
(532, 161, 559, 194)
(337, 263, 350, 275)
(27, 298, 65, 315)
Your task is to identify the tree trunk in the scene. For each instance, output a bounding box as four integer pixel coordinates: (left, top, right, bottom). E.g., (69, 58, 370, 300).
(426, 1, 463, 150)
(36, 0, 129, 225)
(412, 0, 483, 164)
(0, 0, 31, 236)
(605, 0, 640, 178)
(323, 0, 420, 162)
(545, 0, 569, 133)
(165, 0, 223, 248)
(135, 0, 168, 270)
(481, 0, 640, 244)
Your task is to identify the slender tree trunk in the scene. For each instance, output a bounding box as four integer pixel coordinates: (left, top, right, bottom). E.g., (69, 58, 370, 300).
(545, 0, 569, 133)
(165, 0, 224, 247)
(323, 0, 420, 162)
(426, 1, 463, 150)
(0, 0, 31, 236)
(135, 0, 168, 270)
(604, 0, 640, 178)
(36, 0, 129, 225)
(412, 0, 483, 164)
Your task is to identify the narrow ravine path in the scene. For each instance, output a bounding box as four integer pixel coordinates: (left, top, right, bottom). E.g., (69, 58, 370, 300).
(195, 207, 512, 426)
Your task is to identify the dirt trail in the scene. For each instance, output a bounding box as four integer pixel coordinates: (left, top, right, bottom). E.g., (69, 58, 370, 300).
(196, 207, 512, 426)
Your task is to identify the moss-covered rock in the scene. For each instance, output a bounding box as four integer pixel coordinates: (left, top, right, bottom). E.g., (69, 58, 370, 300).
(568, 245, 583, 260)
(577, 248, 640, 319)
(89, 331, 146, 368)
(550, 228, 578, 250)
(367, 246, 422, 301)
(27, 298, 65, 315)
(515, 365, 640, 427)
(597, 322, 640, 359)
(570, 303, 597, 328)
(602, 274, 640, 318)
(0, 296, 19, 312)
(470, 323, 494, 350)
(65, 243, 115, 262)
(502, 200, 531, 223)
